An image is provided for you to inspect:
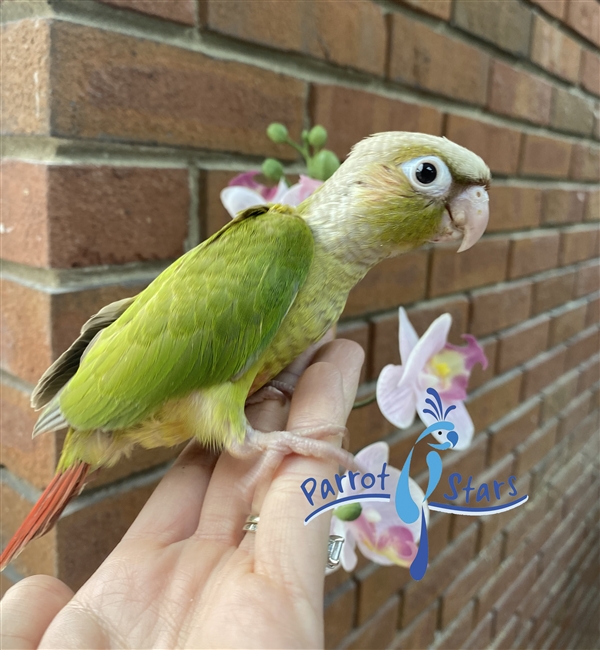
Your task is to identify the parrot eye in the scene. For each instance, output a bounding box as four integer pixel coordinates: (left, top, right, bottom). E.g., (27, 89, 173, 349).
(416, 162, 437, 184)
(401, 156, 452, 198)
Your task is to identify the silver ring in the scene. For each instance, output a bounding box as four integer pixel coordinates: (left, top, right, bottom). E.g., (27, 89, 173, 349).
(242, 514, 260, 532)
(242, 516, 345, 570)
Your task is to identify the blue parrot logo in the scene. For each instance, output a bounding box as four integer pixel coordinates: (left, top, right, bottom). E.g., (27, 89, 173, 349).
(395, 388, 459, 580)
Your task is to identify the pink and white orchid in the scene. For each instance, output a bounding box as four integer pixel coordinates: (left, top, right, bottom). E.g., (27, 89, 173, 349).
(376, 308, 487, 450)
(330, 442, 427, 572)
(220, 172, 322, 218)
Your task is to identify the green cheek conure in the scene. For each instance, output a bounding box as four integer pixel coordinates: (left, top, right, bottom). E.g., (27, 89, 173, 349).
(1, 132, 490, 570)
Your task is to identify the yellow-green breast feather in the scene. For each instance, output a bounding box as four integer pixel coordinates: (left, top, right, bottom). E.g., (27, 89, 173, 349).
(58, 206, 314, 432)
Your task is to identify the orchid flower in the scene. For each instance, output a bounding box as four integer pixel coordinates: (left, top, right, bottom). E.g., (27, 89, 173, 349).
(376, 308, 487, 450)
(220, 172, 322, 218)
(330, 442, 428, 572)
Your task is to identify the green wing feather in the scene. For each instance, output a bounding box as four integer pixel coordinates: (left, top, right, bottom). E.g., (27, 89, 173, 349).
(58, 207, 314, 431)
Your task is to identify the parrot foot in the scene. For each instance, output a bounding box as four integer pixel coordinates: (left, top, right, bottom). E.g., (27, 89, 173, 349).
(230, 424, 357, 499)
(245, 381, 295, 406)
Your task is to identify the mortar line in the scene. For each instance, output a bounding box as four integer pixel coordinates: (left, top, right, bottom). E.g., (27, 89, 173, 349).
(8, 0, 599, 144)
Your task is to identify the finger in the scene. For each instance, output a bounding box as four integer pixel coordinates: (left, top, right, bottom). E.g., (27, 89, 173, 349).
(254, 341, 364, 605)
(193, 452, 256, 546)
(123, 441, 217, 544)
(1, 575, 73, 649)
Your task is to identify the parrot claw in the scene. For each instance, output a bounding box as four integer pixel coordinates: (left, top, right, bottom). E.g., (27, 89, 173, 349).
(230, 423, 356, 500)
(245, 380, 296, 406)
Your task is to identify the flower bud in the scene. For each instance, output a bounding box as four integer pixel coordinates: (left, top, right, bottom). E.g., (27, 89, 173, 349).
(261, 158, 284, 181)
(334, 502, 362, 521)
(266, 123, 289, 144)
(308, 125, 327, 148)
(308, 149, 340, 181)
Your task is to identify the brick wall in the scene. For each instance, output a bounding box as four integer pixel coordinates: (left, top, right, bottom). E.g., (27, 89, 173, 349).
(1, 0, 599, 647)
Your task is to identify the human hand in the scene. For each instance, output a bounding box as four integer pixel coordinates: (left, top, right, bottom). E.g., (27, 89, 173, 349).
(1, 338, 364, 649)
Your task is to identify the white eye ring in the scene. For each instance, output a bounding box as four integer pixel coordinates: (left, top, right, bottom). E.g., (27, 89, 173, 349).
(401, 156, 452, 198)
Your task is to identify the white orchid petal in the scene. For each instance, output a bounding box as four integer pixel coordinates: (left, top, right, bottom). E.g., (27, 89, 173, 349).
(271, 178, 291, 203)
(398, 314, 452, 390)
(355, 442, 390, 473)
(399, 307, 419, 364)
(220, 187, 266, 218)
(447, 401, 474, 450)
(376, 364, 417, 429)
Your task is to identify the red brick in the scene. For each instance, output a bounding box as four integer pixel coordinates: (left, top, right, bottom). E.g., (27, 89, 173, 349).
(493, 560, 539, 631)
(345, 595, 399, 650)
(488, 61, 552, 125)
(1, 482, 57, 577)
(0, 161, 190, 268)
(508, 230, 560, 279)
(478, 474, 531, 549)
(389, 14, 490, 105)
(0, 20, 51, 135)
(355, 562, 410, 625)
(532, 268, 576, 314)
(566, 0, 600, 47)
(440, 537, 502, 628)
(344, 250, 429, 318)
(488, 398, 541, 463)
(552, 87, 596, 136)
(570, 143, 600, 181)
(394, 0, 452, 20)
(56, 478, 159, 589)
(497, 315, 550, 373)
(429, 238, 509, 297)
(542, 370, 588, 422)
(405, 295, 470, 345)
(0, 379, 58, 489)
(585, 189, 599, 222)
(520, 134, 572, 178)
(575, 260, 600, 297)
(503, 491, 549, 556)
(201, 169, 242, 238)
(324, 581, 356, 649)
(581, 49, 600, 96)
(445, 116, 522, 176)
(463, 612, 493, 649)
(312, 85, 443, 161)
(391, 602, 437, 650)
(488, 185, 543, 232)
(1, 279, 52, 384)
(585, 296, 600, 327)
(578, 353, 600, 391)
(560, 224, 600, 265)
(50, 22, 306, 157)
(531, 15, 581, 83)
(400, 527, 478, 625)
(347, 399, 395, 453)
(209, 0, 387, 75)
(542, 188, 586, 225)
(453, 0, 533, 56)
(98, 0, 197, 24)
(470, 280, 533, 336)
(529, 0, 566, 19)
(515, 419, 558, 475)
(558, 391, 593, 440)
(549, 301, 588, 345)
(522, 345, 567, 398)
(467, 370, 523, 433)
(431, 601, 475, 649)
(468, 337, 497, 390)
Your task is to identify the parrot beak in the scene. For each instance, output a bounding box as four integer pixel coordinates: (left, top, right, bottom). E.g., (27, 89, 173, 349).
(430, 185, 489, 252)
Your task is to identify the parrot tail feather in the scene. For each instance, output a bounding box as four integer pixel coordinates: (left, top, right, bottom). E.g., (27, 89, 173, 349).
(0, 462, 90, 571)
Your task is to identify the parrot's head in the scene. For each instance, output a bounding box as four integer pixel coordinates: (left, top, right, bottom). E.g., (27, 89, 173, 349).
(304, 132, 491, 258)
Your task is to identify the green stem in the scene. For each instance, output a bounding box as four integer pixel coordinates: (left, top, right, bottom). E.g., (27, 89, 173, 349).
(352, 391, 377, 409)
